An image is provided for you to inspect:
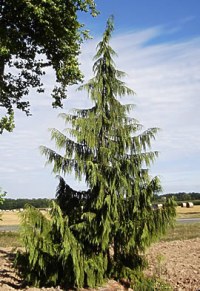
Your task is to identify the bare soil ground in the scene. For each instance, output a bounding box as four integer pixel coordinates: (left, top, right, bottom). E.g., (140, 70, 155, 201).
(145, 238, 200, 291)
(0, 238, 199, 291)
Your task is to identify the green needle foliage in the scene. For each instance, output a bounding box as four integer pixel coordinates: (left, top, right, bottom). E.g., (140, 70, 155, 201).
(16, 17, 176, 289)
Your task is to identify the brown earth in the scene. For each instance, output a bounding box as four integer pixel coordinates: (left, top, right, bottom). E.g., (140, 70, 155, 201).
(145, 238, 200, 291)
(0, 238, 200, 291)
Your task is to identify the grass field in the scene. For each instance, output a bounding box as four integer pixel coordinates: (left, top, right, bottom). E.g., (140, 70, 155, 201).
(1, 206, 200, 247)
(1, 222, 200, 247)
(0, 231, 21, 247)
(162, 222, 200, 241)
(176, 205, 200, 218)
(0, 209, 49, 226)
(0, 211, 20, 225)
(1, 206, 200, 226)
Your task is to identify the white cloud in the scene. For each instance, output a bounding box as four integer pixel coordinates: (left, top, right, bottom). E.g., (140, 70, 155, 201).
(0, 25, 200, 198)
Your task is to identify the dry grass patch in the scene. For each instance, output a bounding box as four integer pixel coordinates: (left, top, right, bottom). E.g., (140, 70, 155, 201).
(0, 212, 20, 226)
(0, 209, 50, 226)
(176, 205, 200, 218)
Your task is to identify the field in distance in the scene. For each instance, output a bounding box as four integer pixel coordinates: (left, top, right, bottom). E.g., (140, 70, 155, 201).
(0, 209, 49, 226)
(1, 207, 200, 247)
(176, 205, 200, 218)
(1, 206, 200, 226)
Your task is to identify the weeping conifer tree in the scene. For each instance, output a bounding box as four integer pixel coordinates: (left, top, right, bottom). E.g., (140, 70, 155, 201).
(16, 17, 176, 289)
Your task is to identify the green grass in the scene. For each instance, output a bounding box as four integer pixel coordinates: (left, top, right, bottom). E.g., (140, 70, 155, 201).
(0, 231, 21, 247)
(1, 223, 200, 247)
(162, 222, 200, 242)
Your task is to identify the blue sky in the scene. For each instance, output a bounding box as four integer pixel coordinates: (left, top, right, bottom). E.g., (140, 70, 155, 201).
(1, 0, 200, 198)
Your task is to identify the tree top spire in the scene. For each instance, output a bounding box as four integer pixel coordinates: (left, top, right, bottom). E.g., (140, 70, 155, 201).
(94, 15, 117, 60)
(103, 15, 114, 42)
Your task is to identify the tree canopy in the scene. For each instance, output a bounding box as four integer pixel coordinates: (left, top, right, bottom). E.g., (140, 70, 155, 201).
(16, 17, 176, 289)
(0, 198, 52, 210)
(0, 0, 97, 133)
(0, 187, 6, 219)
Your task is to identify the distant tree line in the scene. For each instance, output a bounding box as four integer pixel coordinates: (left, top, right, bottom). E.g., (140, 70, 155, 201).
(1, 193, 200, 210)
(163, 192, 200, 201)
(0, 198, 52, 210)
(2, 192, 200, 210)
(154, 192, 200, 204)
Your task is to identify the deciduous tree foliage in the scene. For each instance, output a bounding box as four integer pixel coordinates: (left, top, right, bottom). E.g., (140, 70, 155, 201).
(0, 0, 97, 133)
(0, 187, 6, 220)
(16, 18, 176, 289)
(0, 198, 52, 210)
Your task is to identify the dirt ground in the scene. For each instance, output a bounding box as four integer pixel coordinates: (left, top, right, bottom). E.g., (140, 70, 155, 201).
(0, 238, 200, 291)
(145, 238, 200, 291)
